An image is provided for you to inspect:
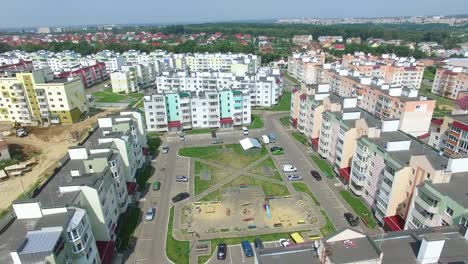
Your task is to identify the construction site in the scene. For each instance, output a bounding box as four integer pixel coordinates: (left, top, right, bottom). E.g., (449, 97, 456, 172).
(0, 108, 120, 211)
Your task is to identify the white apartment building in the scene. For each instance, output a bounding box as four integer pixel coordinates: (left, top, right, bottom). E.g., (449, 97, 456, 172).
(93, 50, 125, 72)
(156, 67, 282, 107)
(144, 89, 251, 132)
(110, 64, 154, 93)
(287, 52, 325, 84)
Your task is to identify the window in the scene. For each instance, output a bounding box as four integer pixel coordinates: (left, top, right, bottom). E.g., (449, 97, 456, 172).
(445, 207, 454, 217)
(88, 165, 93, 170)
(460, 216, 468, 228)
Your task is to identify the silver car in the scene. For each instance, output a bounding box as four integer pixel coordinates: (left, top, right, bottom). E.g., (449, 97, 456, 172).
(145, 207, 156, 221)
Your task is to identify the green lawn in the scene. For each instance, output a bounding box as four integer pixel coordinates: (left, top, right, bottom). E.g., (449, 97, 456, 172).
(291, 131, 308, 145)
(269, 91, 291, 111)
(248, 114, 264, 129)
(283, 71, 300, 85)
(185, 128, 214, 134)
(419, 84, 455, 115)
(116, 207, 141, 250)
(292, 182, 320, 206)
(179, 144, 267, 169)
(199, 190, 221, 202)
(319, 209, 336, 237)
(224, 175, 289, 196)
(311, 155, 334, 179)
(339, 191, 377, 229)
(167, 207, 190, 264)
(423, 66, 436, 82)
(198, 232, 295, 264)
(194, 161, 230, 196)
(136, 164, 155, 191)
(92, 89, 144, 104)
(249, 157, 283, 182)
(280, 116, 291, 127)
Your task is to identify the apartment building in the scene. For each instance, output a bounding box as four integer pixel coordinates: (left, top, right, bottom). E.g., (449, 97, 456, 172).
(318, 104, 382, 183)
(431, 66, 468, 100)
(349, 127, 468, 229)
(287, 52, 325, 84)
(320, 65, 435, 137)
(0, 110, 146, 264)
(93, 50, 125, 72)
(292, 35, 313, 45)
(110, 64, 154, 94)
(32, 50, 82, 72)
(57, 63, 108, 88)
(429, 114, 468, 157)
(156, 67, 282, 107)
(0, 67, 88, 125)
(341, 53, 424, 90)
(144, 89, 251, 132)
(405, 174, 468, 230)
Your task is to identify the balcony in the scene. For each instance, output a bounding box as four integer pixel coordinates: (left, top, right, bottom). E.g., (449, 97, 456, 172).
(414, 196, 438, 214)
(411, 209, 438, 227)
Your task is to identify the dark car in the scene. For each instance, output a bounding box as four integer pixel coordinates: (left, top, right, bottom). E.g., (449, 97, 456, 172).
(241, 240, 254, 257)
(172, 192, 190, 203)
(217, 243, 227, 260)
(344, 212, 360, 227)
(254, 238, 264, 250)
(310, 170, 322, 181)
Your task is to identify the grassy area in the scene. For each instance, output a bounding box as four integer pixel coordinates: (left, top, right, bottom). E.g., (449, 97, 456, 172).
(280, 116, 291, 127)
(116, 207, 141, 250)
(340, 191, 377, 229)
(199, 190, 221, 202)
(247, 114, 264, 129)
(292, 182, 320, 206)
(283, 71, 300, 85)
(146, 134, 161, 157)
(319, 209, 336, 237)
(420, 84, 455, 117)
(311, 155, 334, 179)
(249, 157, 283, 182)
(179, 144, 266, 169)
(198, 231, 295, 264)
(92, 89, 144, 104)
(167, 207, 190, 264)
(194, 161, 230, 196)
(269, 91, 291, 111)
(136, 164, 155, 191)
(185, 128, 214, 134)
(423, 66, 436, 82)
(224, 175, 289, 196)
(291, 131, 308, 145)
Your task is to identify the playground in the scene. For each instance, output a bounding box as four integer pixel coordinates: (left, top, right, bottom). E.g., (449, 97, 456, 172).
(179, 186, 321, 237)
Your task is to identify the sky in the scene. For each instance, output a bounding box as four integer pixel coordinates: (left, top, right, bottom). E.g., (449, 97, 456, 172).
(1, 0, 468, 28)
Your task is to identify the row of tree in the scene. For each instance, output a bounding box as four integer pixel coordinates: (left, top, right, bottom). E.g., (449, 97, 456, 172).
(327, 43, 427, 58)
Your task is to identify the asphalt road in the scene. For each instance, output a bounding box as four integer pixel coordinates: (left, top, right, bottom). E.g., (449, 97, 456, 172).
(126, 112, 373, 264)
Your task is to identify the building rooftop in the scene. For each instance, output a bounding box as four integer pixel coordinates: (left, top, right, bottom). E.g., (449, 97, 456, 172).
(327, 236, 382, 263)
(450, 114, 468, 125)
(432, 174, 468, 208)
(256, 244, 320, 264)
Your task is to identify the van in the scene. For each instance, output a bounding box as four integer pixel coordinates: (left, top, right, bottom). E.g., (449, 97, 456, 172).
(261, 135, 270, 144)
(242, 127, 249, 135)
(241, 240, 254, 257)
(290, 232, 305, 244)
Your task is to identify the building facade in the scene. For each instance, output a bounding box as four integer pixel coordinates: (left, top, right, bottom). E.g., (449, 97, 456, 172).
(431, 66, 468, 100)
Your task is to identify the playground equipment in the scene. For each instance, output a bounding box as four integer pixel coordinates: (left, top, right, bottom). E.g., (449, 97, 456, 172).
(263, 198, 271, 218)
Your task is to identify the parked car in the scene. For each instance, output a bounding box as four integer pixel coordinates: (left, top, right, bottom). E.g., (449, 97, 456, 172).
(145, 207, 156, 221)
(310, 170, 322, 181)
(179, 134, 186, 141)
(16, 127, 28, 137)
(241, 240, 254, 257)
(254, 238, 264, 250)
(172, 192, 190, 203)
(282, 164, 297, 172)
(261, 135, 270, 144)
(161, 145, 169, 154)
(287, 174, 303, 181)
(279, 238, 290, 247)
(270, 147, 284, 155)
(176, 176, 189, 182)
(152, 181, 161, 191)
(211, 138, 224, 144)
(217, 243, 227, 260)
(104, 84, 111, 88)
(242, 127, 249, 135)
(344, 212, 360, 227)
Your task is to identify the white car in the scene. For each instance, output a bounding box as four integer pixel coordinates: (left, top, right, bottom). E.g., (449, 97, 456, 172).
(242, 127, 249, 135)
(287, 174, 302, 181)
(282, 164, 297, 172)
(145, 207, 156, 221)
(279, 238, 290, 247)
